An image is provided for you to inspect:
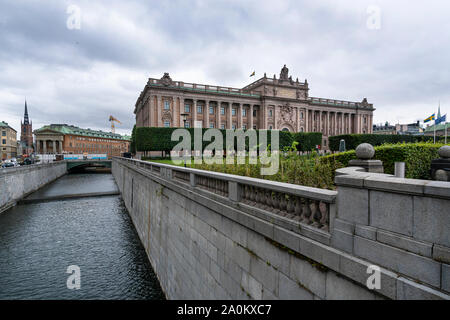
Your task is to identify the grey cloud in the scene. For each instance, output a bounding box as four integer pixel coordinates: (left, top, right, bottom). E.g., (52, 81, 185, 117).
(1, 0, 450, 134)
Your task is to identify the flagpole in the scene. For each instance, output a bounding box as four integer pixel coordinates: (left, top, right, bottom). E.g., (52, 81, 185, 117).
(434, 121, 436, 144)
(446, 122, 448, 144)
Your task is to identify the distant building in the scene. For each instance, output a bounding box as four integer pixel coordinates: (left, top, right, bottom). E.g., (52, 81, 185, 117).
(20, 101, 34, 155)
(395, 121, 423, 135)
(373, 121, 423, 135)
(424, 123, 450, 137)
(373, 122, 396, 135)
(0, 121, 17, 160)
(33, 124, 130, 158)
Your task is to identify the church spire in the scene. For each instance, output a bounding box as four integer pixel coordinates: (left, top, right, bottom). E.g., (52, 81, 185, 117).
(24, 100, 29, 125)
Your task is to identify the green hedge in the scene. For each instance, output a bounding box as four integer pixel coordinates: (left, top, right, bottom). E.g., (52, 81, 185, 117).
(130, 125, 136, 154)
(328, 134, 434, 151)
(293, 132, 322, 152)
(135, 127, 321, 153)
(320, 142, 446, 179)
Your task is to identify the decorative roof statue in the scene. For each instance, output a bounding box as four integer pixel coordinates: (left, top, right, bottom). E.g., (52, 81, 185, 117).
(160, 72, 173, 86)
(280, 64, 289, 80)
(264, 72, 267, 78)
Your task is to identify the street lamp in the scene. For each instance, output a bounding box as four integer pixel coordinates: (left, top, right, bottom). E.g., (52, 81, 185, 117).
(181, 113, 189, 128)
(180, 113, 189, 167)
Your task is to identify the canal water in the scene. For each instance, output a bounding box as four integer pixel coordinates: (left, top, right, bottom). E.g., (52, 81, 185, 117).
(0, 173, 165, 300)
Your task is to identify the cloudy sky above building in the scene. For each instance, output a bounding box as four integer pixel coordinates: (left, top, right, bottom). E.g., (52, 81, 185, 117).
(1, 0, 449, 135)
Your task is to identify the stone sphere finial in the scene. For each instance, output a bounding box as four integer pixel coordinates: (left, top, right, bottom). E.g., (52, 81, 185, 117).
(438, 145, 450, 159)
(355, 143, 375, 160)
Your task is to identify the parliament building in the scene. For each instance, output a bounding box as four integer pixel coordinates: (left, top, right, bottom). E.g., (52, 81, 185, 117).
(134, 65, 375, 149)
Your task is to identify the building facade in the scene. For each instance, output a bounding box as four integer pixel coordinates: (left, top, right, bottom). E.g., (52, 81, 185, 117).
(373, 121, 423, 135)
(33, 124, 130, 158)
(20, 101, 34, 155)
(0, 121, 17, 160)
(134, 65, 375, 149)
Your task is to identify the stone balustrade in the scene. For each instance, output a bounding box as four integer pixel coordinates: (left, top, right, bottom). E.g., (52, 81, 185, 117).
(146, 78, 261, 97)
(112, 156, 449, 300)
(117, 157, 336, 241)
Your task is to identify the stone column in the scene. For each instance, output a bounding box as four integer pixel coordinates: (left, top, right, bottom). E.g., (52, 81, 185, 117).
(51, 140, 55, 154)
(250, 105, 254, 129)
(319, 111, 323, 134)
(348, 113, 352, 133)
(325, 112, 329, 136)
(305, 110, 308, 132)
(156, 95, 162, 127)
(178, 97, 183, 127)
(228, 103, 233, 129)
(36, 140, 40, 153)
(205, 100, 210, 128)
(43, 140, 47, 154)
(217, 101, 222, 129)
(193, 100, 198, 127)
(238, 104, 243, 129)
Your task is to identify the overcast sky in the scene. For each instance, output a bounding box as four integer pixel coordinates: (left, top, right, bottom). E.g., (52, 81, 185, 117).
(1, 0, 450, 135)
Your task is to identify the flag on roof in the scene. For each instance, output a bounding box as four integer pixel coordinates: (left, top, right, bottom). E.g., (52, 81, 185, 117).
(424, 114, 435, 123)
(436, 114, 447, 125)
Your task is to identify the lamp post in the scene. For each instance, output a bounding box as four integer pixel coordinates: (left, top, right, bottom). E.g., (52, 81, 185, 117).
(181, 113, 189, 167)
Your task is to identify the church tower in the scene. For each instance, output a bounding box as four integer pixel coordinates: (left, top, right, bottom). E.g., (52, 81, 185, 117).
(20, 100, 33, 155)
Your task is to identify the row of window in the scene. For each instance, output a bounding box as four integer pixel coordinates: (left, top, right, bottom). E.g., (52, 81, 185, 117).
(180, 104, 257, 117)
(72, 136, 120, 144)
(165, 121, 259, 130)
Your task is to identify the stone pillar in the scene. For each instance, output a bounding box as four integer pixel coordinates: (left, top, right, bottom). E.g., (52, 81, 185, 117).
(156, 95, 162, 127)
(250, 105, 254, 129)
(178, 97, 183, 127)
(238, 104, 243, 128)
(52, 140, 56, 154)
(228, 103, 233, 129)
(334, 112, 337, 135)
(43, 140, 47, 154)
(217, 101, 222, 129)
(326, 112, 330, 136)
(348, 113, 352, 134)
(341, 113, 344, 134)
(60, 140, 63, 153)
(205, 100, 210, 128)
(193, 100, 198, 127)
(319, 111, 322, 134)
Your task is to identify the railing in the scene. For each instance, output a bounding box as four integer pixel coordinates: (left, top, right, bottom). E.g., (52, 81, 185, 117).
(241, 184, 330, 231)
(146, 78, 260, 98)
(308, 97, 358, 107)
(115, 157, 337, 238)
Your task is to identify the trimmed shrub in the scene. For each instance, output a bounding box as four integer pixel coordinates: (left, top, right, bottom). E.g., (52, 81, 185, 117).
(328, 134, 433, 151)
(293, 132, 322, 152)
(321, 142, 446, 179)
(135, 127, 319, 153)
(130, 125, 136, 154)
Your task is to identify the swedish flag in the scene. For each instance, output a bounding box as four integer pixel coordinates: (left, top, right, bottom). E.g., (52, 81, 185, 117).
(250, 71, 255, 77)
(424, 113, 435, 123)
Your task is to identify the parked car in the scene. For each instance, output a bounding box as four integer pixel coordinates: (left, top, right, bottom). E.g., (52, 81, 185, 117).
(1, 162, 15, 168)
